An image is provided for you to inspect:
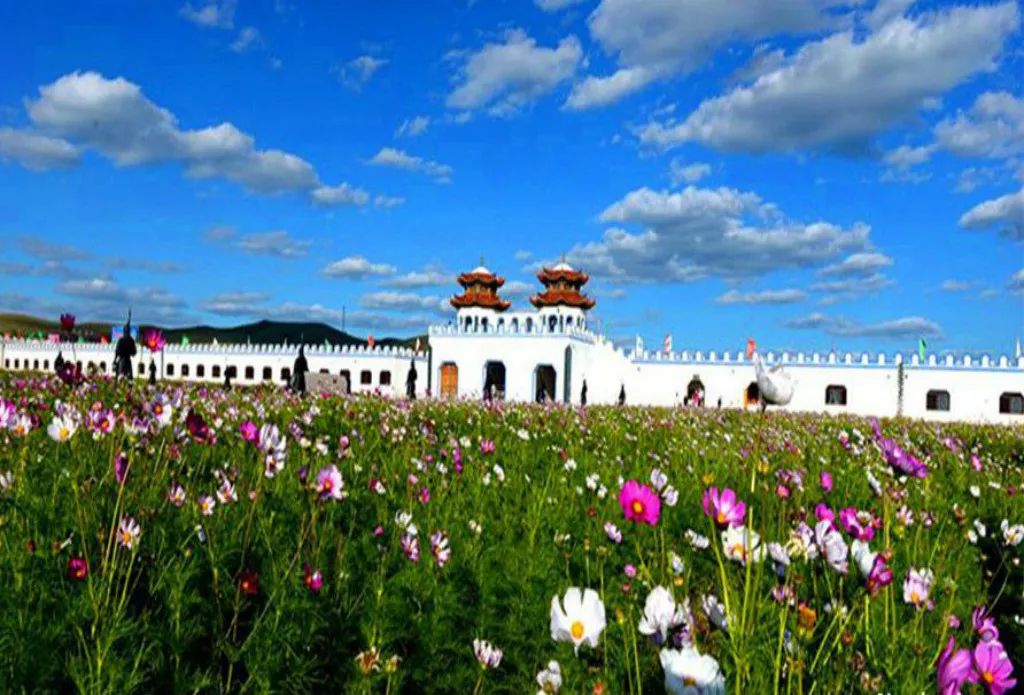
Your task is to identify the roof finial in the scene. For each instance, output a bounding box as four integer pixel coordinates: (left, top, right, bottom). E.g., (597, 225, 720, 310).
(480, 254, 485, 267)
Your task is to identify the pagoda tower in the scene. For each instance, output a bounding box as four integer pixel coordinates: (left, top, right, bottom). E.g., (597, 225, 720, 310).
(450, 263, 510, 331)
(530, 261, 595, 332)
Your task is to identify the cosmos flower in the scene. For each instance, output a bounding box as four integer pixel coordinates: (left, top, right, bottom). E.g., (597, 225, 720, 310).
(903, 568, 934, 609)
(472, 639, 502, 669)
(685, 529, 711, 550)
(402, 533, 420, 563)
(638, 586, 690, 646)
(839, 507, 877, 541)
(815, 520, 849, 574)
(1001, 520, 1024, 546)
(185, 410, 210, 443)
(239, 420, 259, 444)
(701, 594, 728, 632)
(660, 645, 726, 695)
(304, 564, 323, 594)
(550, 587, 606, 655)
(117, 516, 141, 550)
(141, 328, 165, 352)
(237, 569, 259, 596)
(604, 522, 622, 544)
(721, 525, 765, 565)
(67, 556, 88, 581)
(619, 480, 660, 526)
(59, 313, 76, 333)
(973, 606, 999, 643)
(535, 660, 562, 694)
(114, 453, 128, 486)
(702, 487, 746, 528)
(315, 465, 344, 501)
(937, 637, 975, 695)
(216, 478, 237, 504)
(197, 495, 216, 516)
(430, 530, 451, 568)
(871, 419, 927, 479)
(167, 482, 186, 507)
(971, 640, 1016, 694)
(47, 414, 77, 442)
(820, 471, 833, 493)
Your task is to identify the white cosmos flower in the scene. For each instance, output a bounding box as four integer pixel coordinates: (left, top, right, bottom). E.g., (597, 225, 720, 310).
(721, 526, 764, 565)
(850, 540, 876, 578)
(660, 645, 726, 694)
(814, 520, 848, 574)
(1001, 519, 1024, 546)
(47, 414, 77, 442)
(535, 660, 562, 694)
(550, 587, 606, 655)
(638, 586, 677, 644)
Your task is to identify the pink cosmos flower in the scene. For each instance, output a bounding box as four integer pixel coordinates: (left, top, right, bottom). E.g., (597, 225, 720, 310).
(168, 482, 186, 507)
(866, 555, 893, 595)
(59, 313, 76, 333)
(315, 465, 344, 501)
(479, 439, 495, 455)
(820, 471, 833, 493)
(839, 507, 877, 541)
(401, 533, 420, 562)
(239, 420, 259, 444)
(937, 637, 976, 695)
(67, 556, 88, 581)
(304, 563, 323, 594)
(114, 453, 128, 486)
(972, 606, 1000, 643)
(624, 564, 637, 579)
(972, 640, 1016, 694)
(620, 480, 661, 526)
(903, 568, 934, 609)
(430, 530, 451, 567)
(604, 522, 622, 544)
(419, 487, 431, 504)
(702, 487, 745, 528)
(815, 503, 835, 525)
(775, 484, 791, 499)
(141, 328, 165, 352)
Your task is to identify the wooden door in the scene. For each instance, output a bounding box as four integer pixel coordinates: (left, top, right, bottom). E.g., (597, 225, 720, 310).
(440, 363, 458, 398)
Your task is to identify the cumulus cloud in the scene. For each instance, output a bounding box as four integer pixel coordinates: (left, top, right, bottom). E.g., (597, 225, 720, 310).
(368, 147, 452, 182)
(311, 182, 371, 206)
(105, 256, 186, 273)
(337, 55, 388, 90)
(2, 71, 375, 206)
(198, 291, 430, 332)
(1010, 268, 1024, 294)
(360, 291, 448, 315)
(715, 288, 806, 305)
(786, 312, 943, 340)
(637, 3, 1020, 152)
(447, 30, 582, 116)
(179, 0, 236, 28)
(230, 26, 262, 53)
(395, 116, 430, 138)
(535, 0, 584, 11)
(940, 279, 973, 292)
(669, 159, 712, 185)
(934, 91, 1024, 159)
(15, 236, 89, 261)
(201, 291, 272, 315)
(818, 251, 893, 277)
(0, 128, 79, 170)
(322, 256, 398, 279)
(204, 227, 311, 258)
(56, 275, 189, 323)
(959, 188, 1024, 241)
(564, 185, 871, 283)
(382, 268, 453, 288)
(568, 0, 832, 110)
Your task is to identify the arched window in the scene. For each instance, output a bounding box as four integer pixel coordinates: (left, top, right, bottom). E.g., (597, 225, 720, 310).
(13, 359, 20, 369)
(4, 359, 9, 368)
(999, 392, 1024, 415)
(138, 362, 145, 375)
(166, 364, 175, 377)
(33, 359, 39, 369)
(825, 385, 848, 406)
(245, 366, 254, 380)
(262, 366, 272, 380)
(43, 360, 50, 370)
(212, 365, 221, 379)
(511, 318, 519, 331)
(281, 367, 291, 382)
(548, 316, 557, 331)
(360, 370, 372, 385)
(181, 364, 190, 377)
(99, 361, 106, 372)
(926, 390, 950, 412)
(744, 382, 759, 406)
(481, 317, 489, 331)
(380, 370, 392, 385)
(526, 317, 533, 331)
(196, 364, 205, 378)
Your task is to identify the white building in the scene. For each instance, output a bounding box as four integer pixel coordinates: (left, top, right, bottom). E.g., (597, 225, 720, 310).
(2, 262, 1023, 423)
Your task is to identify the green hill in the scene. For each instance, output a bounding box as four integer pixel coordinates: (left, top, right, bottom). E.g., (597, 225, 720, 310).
(0, 313, 424, 349)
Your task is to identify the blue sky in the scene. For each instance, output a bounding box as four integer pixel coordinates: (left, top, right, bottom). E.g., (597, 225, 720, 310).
(0, 0, 1021, 355)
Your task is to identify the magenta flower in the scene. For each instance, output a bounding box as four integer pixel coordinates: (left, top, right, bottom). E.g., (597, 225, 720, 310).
(937, 637, 976, 695)
(972, 606, 1000, 643)
(839, 507, 877, 541)
(620, 480, 661, 526)
(430, 530, 451, 567)
(866, 555, 893, 595)
(304, 563, 323, 594)
(702, 487, 745, 528)
(820, 471, 833, 493)
(419, 487, 431, 504)
(624, 563, 637, 578)
(114, 452, 128, 486)
(315, 465, 344, 501)
(141, 328, 165, 352)
(479, 439, 495, 455)
(972, 640, 1016, 694)
(59, 313, 76, 334)
(401, 533, 420, 562)
(871, 419, 928, 479)
(185, 410, 210, 442)
(815, 503, 835, 525)
(67, 556, 88, 582)
(239, 420, 259, 444)
(775, 484, 791, 499)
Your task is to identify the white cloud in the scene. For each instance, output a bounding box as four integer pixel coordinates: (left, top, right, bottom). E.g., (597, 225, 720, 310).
(18, 71, 374, 204)
(368, 147, 453, 182)
(0, 128, 79, 170)
(638, 3, 1020, 152)
(810, 272, 893, 295)
(668, 159, 711, 185)
(395, 116, 430, 138)
(959, 187, 1024, 240)
(311, 182, 371, 207)
(883, 144, 935, 169)
(373, 194, 405, 208)
(322, 256, 398, 279)
(818, 251, 893, 277)
(447, 29, 582, 116)
(1010, 268, 1024, 294)
(934, 91, 1024, 159)
(535, 0, 584, 11)
(382, 269, 452, 288)
(954, 166, 999, 193)
(570, 0, 832, 110)
(15, 235, 89, 261)
(716, 288, 806, 305)
(941, 279, 973, 292)
(786, 313, 943, 340)
(230, 26, 262, 53)
(179, 0, 236, 28)
(233, 230, 311, 258)
(563, 185, 870, 283)
(337, 55, 388, 90)
(105, 256, 186, 274)
(201, 291, 272, 315)
(360, 291, 447, 314)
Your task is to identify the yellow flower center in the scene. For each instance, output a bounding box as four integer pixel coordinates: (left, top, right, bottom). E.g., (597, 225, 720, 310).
(121, 531, 132, 545)
(684, 677, 697, 686)
(730, 543, 745, 559)
(910, 591, 920, 604)
(60, 427, 69, 439)
(716, 511, 727, 524)
(631, 500, 644, 515)
(982, 671, 994, 685)
(570, 620, 585, 640)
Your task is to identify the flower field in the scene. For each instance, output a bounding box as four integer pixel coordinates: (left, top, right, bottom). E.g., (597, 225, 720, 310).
(0, 373, 1021, 694)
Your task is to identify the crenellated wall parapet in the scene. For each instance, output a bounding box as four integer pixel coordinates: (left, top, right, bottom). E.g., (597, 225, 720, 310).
(626, 348, 1024, 371)
(0, 339, 427, 360)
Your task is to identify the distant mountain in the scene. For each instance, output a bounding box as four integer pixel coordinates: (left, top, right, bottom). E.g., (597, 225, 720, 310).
(0, 313, 424, 349)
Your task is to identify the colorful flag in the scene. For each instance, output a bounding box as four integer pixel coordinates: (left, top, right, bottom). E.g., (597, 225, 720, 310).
(918, 338, 927, 362)
(746, 338, 757, 359)
(367, 335, 375, 348)
(663, 333, 672, 353)
(181, 335, 190, 346)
